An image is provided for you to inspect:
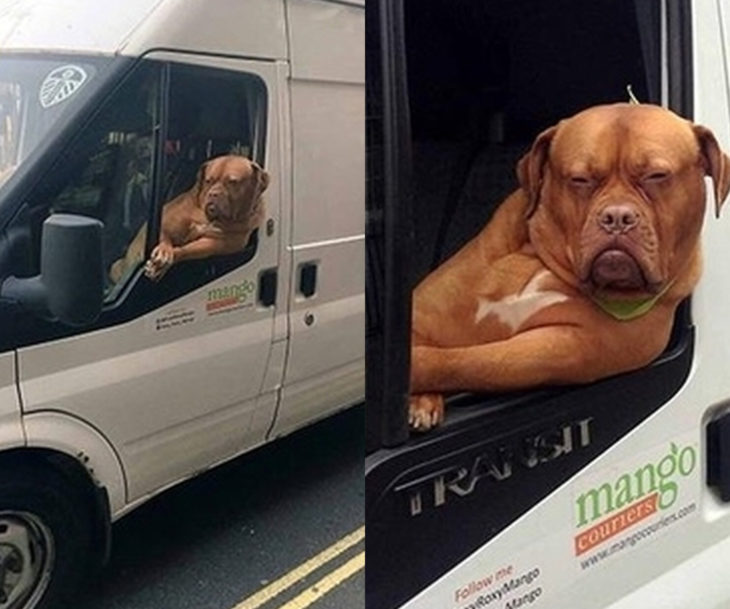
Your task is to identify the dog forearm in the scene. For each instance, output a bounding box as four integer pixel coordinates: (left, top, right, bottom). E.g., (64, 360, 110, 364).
(172, 237, 240, 263)
(410, 327, 630, 394)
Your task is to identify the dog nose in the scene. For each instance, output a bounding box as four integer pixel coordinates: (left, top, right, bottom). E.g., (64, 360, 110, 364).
(598, 204, 640, 234)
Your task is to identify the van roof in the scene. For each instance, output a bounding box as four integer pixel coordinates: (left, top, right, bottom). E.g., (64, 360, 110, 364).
(0, 0, 289, 59)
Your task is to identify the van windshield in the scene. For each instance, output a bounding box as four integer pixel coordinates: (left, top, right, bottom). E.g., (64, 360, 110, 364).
(0, 54, 109, 188)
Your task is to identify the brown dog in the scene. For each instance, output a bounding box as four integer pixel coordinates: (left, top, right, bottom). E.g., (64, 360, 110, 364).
(410, 103, 730, 431)
(110, 155, 269, 282)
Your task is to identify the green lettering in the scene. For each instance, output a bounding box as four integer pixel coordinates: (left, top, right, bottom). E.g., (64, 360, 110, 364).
(614, 474, 634, 508)
(576, 483, 613, 526)
(634, 464, 657, 497)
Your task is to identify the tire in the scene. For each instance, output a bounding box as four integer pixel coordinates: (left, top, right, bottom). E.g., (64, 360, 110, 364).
(0, 465, 92, 609)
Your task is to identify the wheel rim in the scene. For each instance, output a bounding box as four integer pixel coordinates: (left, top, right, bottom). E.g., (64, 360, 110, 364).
(0, 512, 54, 609)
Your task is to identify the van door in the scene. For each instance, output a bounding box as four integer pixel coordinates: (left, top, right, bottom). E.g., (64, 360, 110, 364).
(12, 53, 287, 503)
(268, 0, 365, 438)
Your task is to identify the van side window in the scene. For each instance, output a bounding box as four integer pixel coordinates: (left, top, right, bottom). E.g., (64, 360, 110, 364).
(2, 59, 271, 347)
(164, 63, 267, 203)
(104, 63, 268, 297)
(31, 61, 267, 302)
(45, 62, 160, 295)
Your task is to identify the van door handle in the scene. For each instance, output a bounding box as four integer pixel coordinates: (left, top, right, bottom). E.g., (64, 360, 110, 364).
(258, 268, 277, 307)
(708, 410, 730, 501)
(298, 262, 318, 298)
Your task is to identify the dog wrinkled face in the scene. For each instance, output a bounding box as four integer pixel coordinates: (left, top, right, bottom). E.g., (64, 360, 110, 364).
(197, 155, 270, 223)
(521, 104, 730, 300)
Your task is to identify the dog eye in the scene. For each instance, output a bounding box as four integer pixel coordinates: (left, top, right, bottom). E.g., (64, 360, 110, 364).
(644, 171, 670, 183)
(569, 176, 593, 187)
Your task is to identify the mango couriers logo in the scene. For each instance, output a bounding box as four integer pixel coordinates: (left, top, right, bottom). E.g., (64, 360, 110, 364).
(206, 280, 256, 313)
(573, 441, 696, 556)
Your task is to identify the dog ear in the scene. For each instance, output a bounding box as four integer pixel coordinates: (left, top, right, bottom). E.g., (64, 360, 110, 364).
(233, 161, 271, 222)
(195, 161, 210, 197)
(251, 161, 270, 198)
(694, 124, 730, 218)
(517, 125, 558, 218)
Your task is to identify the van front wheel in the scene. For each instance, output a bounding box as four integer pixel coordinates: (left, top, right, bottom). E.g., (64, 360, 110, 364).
(0, 467, 92, 609)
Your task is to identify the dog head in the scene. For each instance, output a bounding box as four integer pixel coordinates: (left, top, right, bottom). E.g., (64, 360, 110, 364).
(518, 103, 730, 302)
(195, 155, 270, 223)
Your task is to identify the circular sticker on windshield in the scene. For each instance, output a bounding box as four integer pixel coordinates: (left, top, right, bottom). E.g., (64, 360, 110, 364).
(39, 65, 88, 109)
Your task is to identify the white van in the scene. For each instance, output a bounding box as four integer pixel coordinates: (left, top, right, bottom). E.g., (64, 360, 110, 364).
(0, 0, 364, 607)
(366, 1, 730, 608)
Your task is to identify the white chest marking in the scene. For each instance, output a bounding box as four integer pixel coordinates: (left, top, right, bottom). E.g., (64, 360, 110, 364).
(475, 270, 569, 332)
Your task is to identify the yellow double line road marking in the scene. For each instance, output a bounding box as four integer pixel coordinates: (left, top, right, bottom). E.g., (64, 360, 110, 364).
(277, 552, 365, 609)
(232, 526, 365, 609)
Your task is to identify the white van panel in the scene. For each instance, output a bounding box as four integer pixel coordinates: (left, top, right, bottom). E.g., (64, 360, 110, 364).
(0, 352, 23, 451)
(270, 359, 363, 439)
(0, 0, 288, 61)
(18, 305, 272, 502)
(122, 0, 287, 60)
(286, 0, 365, 83)
(272, 278, 364, 437)
(0, 0, 160, 54)
(23, 411, 126, 515)
(604, 532, 730, 609)
(290, 80, 365, 245)
(270, 0, 364, 439)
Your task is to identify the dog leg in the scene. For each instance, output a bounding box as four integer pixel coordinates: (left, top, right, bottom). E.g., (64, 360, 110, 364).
(410, 325, 665, 395)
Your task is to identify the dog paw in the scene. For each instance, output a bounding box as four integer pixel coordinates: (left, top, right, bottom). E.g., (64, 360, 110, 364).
(408, 393, 445, 432)
(144, 244, 174, 281)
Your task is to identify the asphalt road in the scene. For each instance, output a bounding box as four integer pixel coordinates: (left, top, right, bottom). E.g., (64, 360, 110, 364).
(76, 404, 364, 609)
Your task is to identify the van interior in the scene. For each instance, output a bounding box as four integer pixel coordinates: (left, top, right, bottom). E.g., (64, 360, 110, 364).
(406, 0, 659, 282)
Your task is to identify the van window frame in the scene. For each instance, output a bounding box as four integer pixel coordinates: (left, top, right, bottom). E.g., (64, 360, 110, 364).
(0, 55, 269, 351)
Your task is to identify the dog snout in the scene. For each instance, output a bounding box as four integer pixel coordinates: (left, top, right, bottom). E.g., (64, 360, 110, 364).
(597, 204, 640, 234)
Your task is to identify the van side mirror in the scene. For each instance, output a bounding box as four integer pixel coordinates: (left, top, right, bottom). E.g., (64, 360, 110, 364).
(1, 214, 104, 326)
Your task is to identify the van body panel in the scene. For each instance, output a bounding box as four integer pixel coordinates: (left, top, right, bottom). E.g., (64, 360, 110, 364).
(0, 0, 161, 55)
(267, 0, 364, 437)
(289, 80, 365, 246)
(0, 0, 288, 61)
(283, 256, 364, 389)
(603, 531, 730, 609)
(121, 0, 287, 61)
(286, 0, 366, 83)
(0, 352, 24, 450)
(23, 411, 126, 515)
(270, 358, 363, 439)
(18, 292, 273, 502)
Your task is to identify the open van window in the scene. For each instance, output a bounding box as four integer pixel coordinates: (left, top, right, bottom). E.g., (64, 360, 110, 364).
(0, 57, 269, 348)
(366, 1, 695, 608)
